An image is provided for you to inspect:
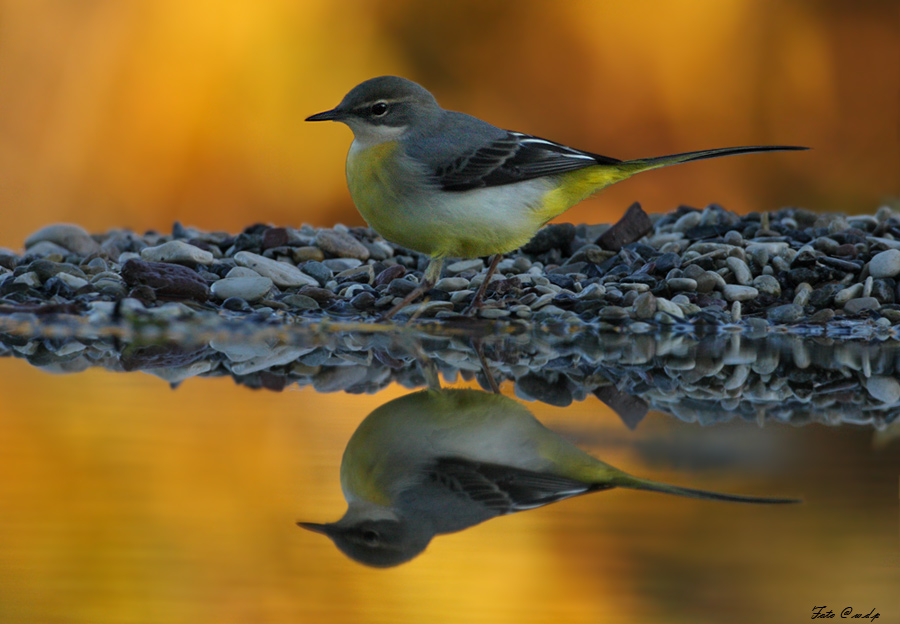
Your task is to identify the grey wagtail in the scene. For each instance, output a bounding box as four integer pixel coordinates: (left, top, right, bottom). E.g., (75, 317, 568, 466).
(306, 76, 806, 318)
(298, 389, 798, 567)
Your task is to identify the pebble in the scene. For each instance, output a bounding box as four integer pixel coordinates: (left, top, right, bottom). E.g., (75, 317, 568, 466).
(435, 277, 470, 292)
(234, 251, 317, 287)
(834, 283, 863, 305)
(226, 267, 261, 279)
(722, 285, 758, 302)
(792, 283, 813, 306)
(322, 258, 362, 272)
(667, 278, 697, 292)
(24, 241, 72, 257)
(25, 224, 99, 256)
(315, 230, 370, 260)
(282, 294, 320, 310)
(210, 276, 274, 302)
(632, 292, 657, 319)
(843, 297, 880, 315)
(55, 272, 90, 291)
(753, 274, 781, 297)
(5, 205, 900, 335)
(141, 240, 214, 265)
(726, 257, 753, 285)
(655, 297, 685, 319)
(868, 249, 900, 278)
(767, 303, 804, 323)
(291, 246, 325, 262)
(446, 259, 484, 275)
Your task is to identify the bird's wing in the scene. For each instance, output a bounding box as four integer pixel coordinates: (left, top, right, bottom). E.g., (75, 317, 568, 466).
(429, 457, 612, 514)
(433, 131, 621, 192)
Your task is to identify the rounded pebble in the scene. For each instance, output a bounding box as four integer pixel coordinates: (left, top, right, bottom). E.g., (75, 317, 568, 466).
(210, 276, 274, 302)
(868, 249, 900, 278)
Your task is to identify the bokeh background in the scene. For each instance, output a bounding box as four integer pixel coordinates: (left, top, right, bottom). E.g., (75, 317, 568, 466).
(1, 0, 898, 249)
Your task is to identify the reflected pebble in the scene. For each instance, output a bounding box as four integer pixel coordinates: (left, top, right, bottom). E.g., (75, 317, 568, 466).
(865, 376, 900, 404)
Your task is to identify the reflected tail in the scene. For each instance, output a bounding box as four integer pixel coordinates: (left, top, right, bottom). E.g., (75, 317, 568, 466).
(611, 474, 800, 504)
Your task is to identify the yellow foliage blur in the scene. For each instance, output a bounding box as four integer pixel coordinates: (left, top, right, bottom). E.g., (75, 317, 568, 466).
(0, 0, 897, 248)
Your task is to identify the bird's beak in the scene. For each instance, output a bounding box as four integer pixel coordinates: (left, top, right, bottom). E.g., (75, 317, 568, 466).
(297, 521, 333, 535)
(305, 108, 343, 122)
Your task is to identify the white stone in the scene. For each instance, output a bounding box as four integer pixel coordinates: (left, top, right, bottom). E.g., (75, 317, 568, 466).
(234, 251, 317, 287)
(722, 285, 759, 302)
(726, 257, 753, 285)
(655, 297, 685, 319)
(141, 240, 214, 265)
(55, 272, 90, 290)
(868, 249, 900, 278)
(210, 276, 274, 302)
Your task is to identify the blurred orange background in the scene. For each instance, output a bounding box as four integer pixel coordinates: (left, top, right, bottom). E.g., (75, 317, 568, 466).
(0, 0, 898, 249)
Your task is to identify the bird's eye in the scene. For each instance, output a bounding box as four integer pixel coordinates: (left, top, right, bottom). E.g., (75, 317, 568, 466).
(362, 530, 380, 545)
(370, 102, 389, 117)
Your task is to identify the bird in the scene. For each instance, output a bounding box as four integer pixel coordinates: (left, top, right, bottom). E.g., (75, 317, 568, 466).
(306, 76, 807, 319)
(297, 388, 798, 567)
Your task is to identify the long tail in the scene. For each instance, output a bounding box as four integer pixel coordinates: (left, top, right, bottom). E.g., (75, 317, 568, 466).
(618, 145, 808, 175)
(608, 473, 800, 504)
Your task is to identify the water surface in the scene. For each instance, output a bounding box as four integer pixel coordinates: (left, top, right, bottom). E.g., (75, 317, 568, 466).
(0, 321, 896, 623)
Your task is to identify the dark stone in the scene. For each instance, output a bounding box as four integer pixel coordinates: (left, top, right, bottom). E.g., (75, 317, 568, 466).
(683, 223, 732, 240)
(546, 273, 575, 290)
(783, 229, 813, 244)
(172, 221, 189, 239)
(654, 252, 682, 274)
(374, 264, 407, 287)
(817, 256, 863, 272)
(121, 259, 210, 302)
(808, 283, 840, 308)
(515, 373, 573, 407)
(873, 278, 895, 304)
(262, 227, 290, 250)
(767, 303, 805, 323)
(229, 232, 262, 253)
(593, 386, 648, 430)
(302, 261, 333, 287)
(0, 254, 17, 270)
(350, 291, 376, 310)
(297, 285, 336, 304)
(388, 277, 419, 297)
(423, 288, 450, 302)
(785, 267, 820, 287)
(42, 276, 77, 298)
(833, 244, 859, 258)
(596, 202, 653, 251)
(221, 297, 252, 311)
(522, 223, 576, 254)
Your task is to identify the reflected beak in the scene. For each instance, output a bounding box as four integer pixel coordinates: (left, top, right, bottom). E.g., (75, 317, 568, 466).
(305, 108, 342, 122)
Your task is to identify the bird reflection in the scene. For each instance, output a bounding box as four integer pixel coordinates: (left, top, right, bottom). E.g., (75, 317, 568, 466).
(299, 388, 797, 567)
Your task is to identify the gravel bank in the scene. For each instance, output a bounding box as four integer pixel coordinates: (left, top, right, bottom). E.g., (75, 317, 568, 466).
(3, 203, 900, 332)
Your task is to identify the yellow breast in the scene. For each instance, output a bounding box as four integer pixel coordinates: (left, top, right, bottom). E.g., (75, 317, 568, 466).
(344, 142, 628, 260)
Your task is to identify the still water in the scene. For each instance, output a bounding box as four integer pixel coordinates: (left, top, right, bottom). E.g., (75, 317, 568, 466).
(0, 320, 897, 624)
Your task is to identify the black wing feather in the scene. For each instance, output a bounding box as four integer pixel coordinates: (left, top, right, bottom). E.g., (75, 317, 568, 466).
(436, 132, 621, 192)
(430, 457, 612, 514)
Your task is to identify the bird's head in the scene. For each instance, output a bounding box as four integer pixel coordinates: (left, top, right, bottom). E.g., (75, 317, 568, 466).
(298, 515, 433, 568)
(306, 76, 439, 146)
